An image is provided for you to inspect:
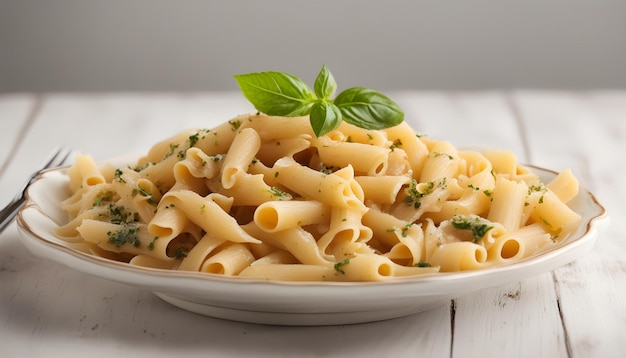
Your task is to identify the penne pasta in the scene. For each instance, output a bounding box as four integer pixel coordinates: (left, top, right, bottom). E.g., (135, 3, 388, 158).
(54, 113, 581, 281)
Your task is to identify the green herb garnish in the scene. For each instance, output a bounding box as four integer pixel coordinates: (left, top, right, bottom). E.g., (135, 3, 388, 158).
(450, 215, 494, 243)
(114, 169, 126, 183)
(175, 247, 188, 259)
(268, 186, 293, 200)
(107, 225, 140, 248)
(148, 236, 159, 251)
(106, 203, 135, 225)
(233, 65, 404, 137)
(404, 178, 447, 209)
(334, 258, 350, 275)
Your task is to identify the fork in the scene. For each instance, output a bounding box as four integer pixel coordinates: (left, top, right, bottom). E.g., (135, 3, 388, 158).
(0, 146, 74, 235)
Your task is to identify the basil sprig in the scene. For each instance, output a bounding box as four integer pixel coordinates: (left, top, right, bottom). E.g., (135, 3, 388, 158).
(234, 65, 404, 137)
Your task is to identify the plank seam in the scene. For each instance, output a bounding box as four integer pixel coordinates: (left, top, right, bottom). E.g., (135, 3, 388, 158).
(553, 271, 573, 357)
(449, 299, 456, 358)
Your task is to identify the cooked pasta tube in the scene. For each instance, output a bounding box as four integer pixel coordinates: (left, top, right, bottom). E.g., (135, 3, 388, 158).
(546, 168, 579, 203)
(314, 136, 390, 176)
(526, 189, 581, 232)
(316, 207, 372, 257)
(355, 175, 410, 204)
(253, 200, 329, 232)
(67, 154, 106, 192)
(221, 127, 261, 189)
(200, 243, 256, 275)
(242, 222, 332, 266)
(429, 242, 488, 272)
(151, 190, 261, 244)
(177, 234, 226, 271)
(487, 177, 528, 232)
(384, 121, 430, 178)
(273, 157, 367, 211)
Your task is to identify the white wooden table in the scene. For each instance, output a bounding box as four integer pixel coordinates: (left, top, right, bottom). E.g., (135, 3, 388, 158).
(0, 91, 623, 357)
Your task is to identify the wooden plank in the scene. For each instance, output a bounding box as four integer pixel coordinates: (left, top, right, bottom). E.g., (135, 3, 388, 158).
(3, 92, 622, 357)
(510, 91, 625, 357)
(453, 275, 568, 357)
(0, 94, 38, 206)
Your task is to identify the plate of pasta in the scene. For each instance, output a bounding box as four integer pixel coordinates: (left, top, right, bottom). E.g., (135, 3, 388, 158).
(17, 113, 608, 326)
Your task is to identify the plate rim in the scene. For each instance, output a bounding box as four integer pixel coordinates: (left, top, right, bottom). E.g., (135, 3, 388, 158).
(16, 161, 609, 291)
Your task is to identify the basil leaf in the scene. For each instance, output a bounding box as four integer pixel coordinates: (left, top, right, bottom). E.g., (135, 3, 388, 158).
(313, 65, 337, 99)
(234, 66, 406, 137)
(309, 101, 342, 137)
(334, 87, 404, 130)
(233, 71, 315, 116)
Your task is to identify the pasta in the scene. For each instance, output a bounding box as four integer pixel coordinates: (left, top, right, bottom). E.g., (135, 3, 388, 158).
(54, 113, 581, 281)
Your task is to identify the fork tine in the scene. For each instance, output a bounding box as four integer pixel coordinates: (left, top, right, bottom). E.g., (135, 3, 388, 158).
(39, 146, 74, 172)
(53, 147, 74, 167)
(39, 146, 65, 169)
(0, 146, 76, 234)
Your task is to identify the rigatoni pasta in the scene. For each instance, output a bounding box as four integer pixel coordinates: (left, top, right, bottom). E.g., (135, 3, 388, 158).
(54, 113, 581, 281)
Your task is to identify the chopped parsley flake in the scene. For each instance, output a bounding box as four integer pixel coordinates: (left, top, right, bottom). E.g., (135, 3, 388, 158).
(163, 143, 179, 160)
(401, 223, 413, 237)
(133, 162, 152, 172)
(114, 169, 126, 183)
(132, 187, 158, 205)
(175, 247, 188, 259)
(106, 203, 136, 225)
(319, 163, 339, 174)
(541, 217, 553, 228)
(107, 225, 140, 248)
(389, 139, 403, 151)
(148, 236, 159, 250)
(388, 224, 413, 237)
(528, 183, 548, 205)
(429, 152, 454, 160)
(404, 178, 446, 209)
(188, 133, 200, 147)
(93, 191, 113, 207)
(450, 215, 494, 243)
(188, 129, 209, 147)
(334, 258, 350, 274)
(269, 186, 292, 200)
(228, 119, 242, 131)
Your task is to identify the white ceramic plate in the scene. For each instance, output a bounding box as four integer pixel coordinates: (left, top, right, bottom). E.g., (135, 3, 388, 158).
(17, 156, 609, 326)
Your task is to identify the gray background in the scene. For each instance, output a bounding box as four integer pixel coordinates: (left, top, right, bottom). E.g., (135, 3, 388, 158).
(1, 0, 625, 93)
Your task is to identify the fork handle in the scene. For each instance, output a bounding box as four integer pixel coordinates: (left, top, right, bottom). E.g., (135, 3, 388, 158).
(0, 196, 27, 235)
